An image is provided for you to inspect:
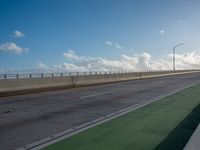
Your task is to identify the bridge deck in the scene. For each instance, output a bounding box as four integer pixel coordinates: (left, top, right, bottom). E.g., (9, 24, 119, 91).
(0, 72, 200, 150)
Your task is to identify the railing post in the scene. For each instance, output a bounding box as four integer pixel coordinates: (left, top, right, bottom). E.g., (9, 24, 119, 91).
(16, 74, 19, 79)
(77, 72, 79, 76)
(4, 74, 6, 79)
(30, 74, 32, 78)
(52, 73, 54, 77)
(61, 72, 63, 77)
(90, 72, 91, 75)
(41, 73, 43, 78)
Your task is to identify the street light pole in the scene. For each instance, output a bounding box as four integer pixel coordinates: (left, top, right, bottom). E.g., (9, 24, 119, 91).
(173, 43, 184, 71)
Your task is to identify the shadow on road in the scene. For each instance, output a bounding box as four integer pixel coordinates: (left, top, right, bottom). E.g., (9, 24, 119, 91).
(154, 104, 200, 150)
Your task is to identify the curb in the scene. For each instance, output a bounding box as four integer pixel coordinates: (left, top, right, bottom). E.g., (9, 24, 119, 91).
(184, 124, 200, 150)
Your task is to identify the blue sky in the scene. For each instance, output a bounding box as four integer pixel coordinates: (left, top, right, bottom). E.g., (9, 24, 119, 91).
(1, 0, 200, 72)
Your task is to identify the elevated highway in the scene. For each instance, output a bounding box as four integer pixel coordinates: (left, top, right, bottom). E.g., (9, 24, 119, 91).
(0, 72, 200, 150)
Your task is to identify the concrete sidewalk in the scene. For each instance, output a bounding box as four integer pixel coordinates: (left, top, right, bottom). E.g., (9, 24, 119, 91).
(184, 123, 200, 150)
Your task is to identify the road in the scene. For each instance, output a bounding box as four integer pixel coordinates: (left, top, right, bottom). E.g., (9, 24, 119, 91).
(0, 72, 200, 150)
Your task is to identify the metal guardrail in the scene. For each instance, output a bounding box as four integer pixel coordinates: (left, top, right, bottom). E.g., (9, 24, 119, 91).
(0, 73, 68, 79)
(0, 70, 198, 80)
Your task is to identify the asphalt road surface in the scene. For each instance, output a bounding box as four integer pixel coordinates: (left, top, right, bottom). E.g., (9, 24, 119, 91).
(1, 72, 200, 150)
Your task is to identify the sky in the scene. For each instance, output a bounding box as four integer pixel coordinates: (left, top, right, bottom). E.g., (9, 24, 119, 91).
(1, 0, 200, 73)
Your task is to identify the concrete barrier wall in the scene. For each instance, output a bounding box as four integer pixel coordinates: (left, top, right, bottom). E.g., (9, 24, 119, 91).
(0, 70, 199, 95)
(0, 76, 73, 94)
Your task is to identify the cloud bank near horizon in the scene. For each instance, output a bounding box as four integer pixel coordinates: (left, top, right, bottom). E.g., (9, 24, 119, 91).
(60, 50, 200, 72)
(1, 50, 200, 74)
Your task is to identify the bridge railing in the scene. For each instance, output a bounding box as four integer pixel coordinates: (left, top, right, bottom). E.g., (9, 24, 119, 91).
(0, 70, 199, 80)
(0, 71, 151, 79)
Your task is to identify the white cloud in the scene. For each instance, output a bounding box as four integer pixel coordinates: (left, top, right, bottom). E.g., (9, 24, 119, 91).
(0, 42, 29, 54)
(37, 62, 48, 69)
(160, 30, 165, 34)
(60, 50, 200, 72)
(13, 30, 25, 38)
(1, 50, 200, 73)
(167, 52, 200, 69)
(105, 41, 123, 49)
(115, 42, 123, 49)
(105, 41, 113, 46)
(55, 63, 88, 72)
(63, 50, 82, 61)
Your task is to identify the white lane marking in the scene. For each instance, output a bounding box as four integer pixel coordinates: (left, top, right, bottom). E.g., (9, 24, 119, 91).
(79, 91, 114, 99)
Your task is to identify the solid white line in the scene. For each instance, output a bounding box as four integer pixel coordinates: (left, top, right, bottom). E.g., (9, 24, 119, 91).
(79, 91, 114, 99)
(16, 81, 200, 150)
